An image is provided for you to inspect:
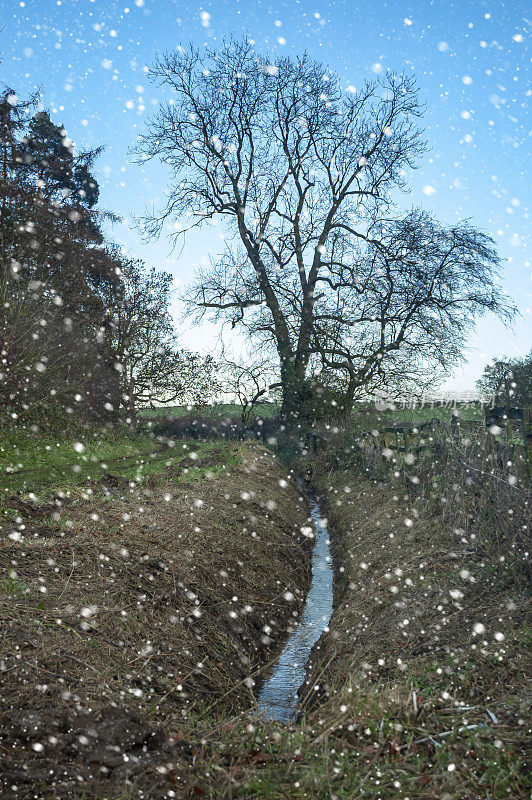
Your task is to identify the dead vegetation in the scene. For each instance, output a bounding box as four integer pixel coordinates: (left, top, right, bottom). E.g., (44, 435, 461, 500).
(0, 427, 530, 800)
(294, 444, 531, 799)
(0, 442, 312, 799)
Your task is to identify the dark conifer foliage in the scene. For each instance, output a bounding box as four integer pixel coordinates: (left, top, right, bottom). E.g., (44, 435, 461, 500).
(0, 90, 214, 425)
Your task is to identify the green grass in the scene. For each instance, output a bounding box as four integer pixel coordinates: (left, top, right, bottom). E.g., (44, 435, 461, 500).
(118, 439, 242, 485)
(0, 426, 162, 496)
(140, 400, 484, 426)
(141, 704, 529, 800)
(0, 574, 28, 599)
(348, 401, 484, 432)
(140, 402, 279, 420)
(0, 426, 245, 514)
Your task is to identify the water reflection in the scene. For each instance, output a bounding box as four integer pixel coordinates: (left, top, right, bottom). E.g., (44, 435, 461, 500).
(257, 496, 334, 722)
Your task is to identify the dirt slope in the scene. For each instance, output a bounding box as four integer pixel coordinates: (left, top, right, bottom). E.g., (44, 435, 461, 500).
(0, 442, 311, 799)
(298, 465, 530, 800)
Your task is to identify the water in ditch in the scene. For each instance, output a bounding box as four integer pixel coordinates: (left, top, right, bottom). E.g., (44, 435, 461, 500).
(257, 494, 334, 722)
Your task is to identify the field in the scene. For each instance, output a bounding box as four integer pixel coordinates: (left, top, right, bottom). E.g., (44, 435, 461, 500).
(140, 402, 280, 421)
(140, 401, 486, 425)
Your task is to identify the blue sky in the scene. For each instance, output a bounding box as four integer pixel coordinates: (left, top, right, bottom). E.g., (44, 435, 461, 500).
(2, 0, 530, 391)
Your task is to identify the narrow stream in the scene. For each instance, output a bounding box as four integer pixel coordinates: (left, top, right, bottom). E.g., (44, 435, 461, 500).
(257, 494, 334, 722)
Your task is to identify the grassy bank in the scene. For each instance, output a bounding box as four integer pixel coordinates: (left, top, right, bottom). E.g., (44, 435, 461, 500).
(0, 427, 160, 499)
(1, 425, 529, 799)
(0, 431, 314, 799)
(293, 439, 531, 799)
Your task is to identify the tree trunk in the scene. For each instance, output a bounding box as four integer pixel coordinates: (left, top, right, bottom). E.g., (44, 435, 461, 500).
(340, 376, 357, 422)
(126, 377, 138, 429)
(279, 357, 306, 424)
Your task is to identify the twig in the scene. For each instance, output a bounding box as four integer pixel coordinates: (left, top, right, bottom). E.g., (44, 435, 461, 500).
(59, 647, 99, 673)
(402, 721, 494, 750)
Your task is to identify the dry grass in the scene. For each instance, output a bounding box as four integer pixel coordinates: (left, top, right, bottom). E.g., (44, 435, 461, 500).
(0, 441, 312, 798)
(294, 456, 531, 799)
(1, 428, 530, 800)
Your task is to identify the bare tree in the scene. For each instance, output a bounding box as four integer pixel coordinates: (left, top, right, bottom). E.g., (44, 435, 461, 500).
(137, 39, 512, 421)
(108, 258, 220, 418)
(221, 357, 279, 424)
(308, 210, 513, 414)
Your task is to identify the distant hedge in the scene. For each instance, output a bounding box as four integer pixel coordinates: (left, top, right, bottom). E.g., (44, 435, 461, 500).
(149, 415, 282, 443)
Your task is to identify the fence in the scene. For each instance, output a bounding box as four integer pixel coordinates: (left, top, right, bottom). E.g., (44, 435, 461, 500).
(357, 407, 531, 482)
